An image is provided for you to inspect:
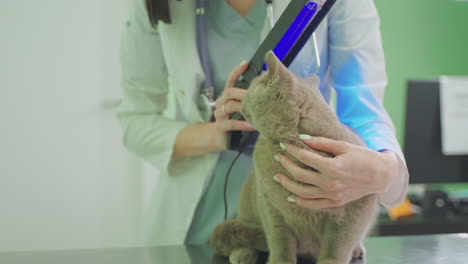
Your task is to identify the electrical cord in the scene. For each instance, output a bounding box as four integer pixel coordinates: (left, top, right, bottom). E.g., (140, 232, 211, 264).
(223, 131, 255, 220)
(223, 149, 243, 220)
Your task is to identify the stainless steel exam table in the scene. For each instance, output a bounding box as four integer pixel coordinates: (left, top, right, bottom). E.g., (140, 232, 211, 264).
(1, 234, 467, 264)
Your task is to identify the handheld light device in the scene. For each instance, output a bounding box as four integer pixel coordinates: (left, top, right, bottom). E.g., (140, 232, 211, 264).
(229, 0, 337, 151)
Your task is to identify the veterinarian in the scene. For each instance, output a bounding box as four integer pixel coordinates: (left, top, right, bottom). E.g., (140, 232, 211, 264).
(117, 0, 409, 246)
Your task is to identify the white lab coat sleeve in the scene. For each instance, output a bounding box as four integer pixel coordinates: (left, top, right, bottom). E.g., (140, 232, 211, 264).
(117, 0, 189, 176)
(327, 0, 409, 208)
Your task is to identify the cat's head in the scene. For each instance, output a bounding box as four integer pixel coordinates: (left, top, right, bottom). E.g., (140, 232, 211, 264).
(241, 51, 321, 142)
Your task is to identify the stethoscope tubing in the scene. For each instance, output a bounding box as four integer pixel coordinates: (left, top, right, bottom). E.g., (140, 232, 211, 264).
(195, 0, 275, 106)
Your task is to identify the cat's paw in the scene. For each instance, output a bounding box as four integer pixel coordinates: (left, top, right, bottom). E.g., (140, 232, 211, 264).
(229, 248, 259, 264)
(352, 243, 366, 259)
(267, 259, 296, 264)
(316, 260, 348, 264)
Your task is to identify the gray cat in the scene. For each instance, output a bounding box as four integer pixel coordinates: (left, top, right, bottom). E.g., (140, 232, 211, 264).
(210, 51, 379, 264)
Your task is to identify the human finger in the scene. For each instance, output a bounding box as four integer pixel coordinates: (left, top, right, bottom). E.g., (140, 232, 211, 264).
(217, 120, 256, 132)
(216, 88, 247, 109)
(273, 173, 327, 199)
(282, 143, 333, 174)
(214, 100, 242, 120)
(300, 135, 350, 156)
(225, 60, 249, 89)
(274, 153, 326, 188)
(288, 196, 345, 209)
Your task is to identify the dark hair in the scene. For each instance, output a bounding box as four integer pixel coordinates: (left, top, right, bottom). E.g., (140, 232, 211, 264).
(145, 0, 182, 27)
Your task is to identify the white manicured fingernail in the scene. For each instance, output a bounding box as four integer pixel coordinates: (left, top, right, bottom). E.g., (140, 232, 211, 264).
(287, 197, 296, 203)
(239, 60, 248, 66)
(273, 175, 281, 183)
(299, 134, 312, 141)
(279, 142, 286, 151)
(273, 154, 281, 162)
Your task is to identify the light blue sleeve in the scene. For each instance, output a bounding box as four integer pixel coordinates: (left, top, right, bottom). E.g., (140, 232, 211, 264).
(328, 0, 398, 153)
(327, 0, 408, 207)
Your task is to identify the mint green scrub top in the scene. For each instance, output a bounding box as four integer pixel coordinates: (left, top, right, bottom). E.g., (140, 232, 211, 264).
(185, 0, 266, 245)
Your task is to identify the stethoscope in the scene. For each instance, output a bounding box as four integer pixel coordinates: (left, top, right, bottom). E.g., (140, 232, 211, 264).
(195, 0, 321, 111)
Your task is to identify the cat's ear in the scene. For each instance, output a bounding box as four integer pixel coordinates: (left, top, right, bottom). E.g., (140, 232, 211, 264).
(264, 50, 280, 79)
(304, 73, 321, 88)
(265, 50, 292, 80)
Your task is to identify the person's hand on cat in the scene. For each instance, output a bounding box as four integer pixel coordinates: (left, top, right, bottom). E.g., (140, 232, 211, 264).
(273, 135, 400, 209)
(211, 60, 256, 151)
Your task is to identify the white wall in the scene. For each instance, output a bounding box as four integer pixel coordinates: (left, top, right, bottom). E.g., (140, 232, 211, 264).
(0, 0, 153, 252)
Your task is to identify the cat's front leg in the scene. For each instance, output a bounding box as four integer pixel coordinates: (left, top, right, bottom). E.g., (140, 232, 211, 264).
(316, 207, 374, 264)
(229, 248, 260, 264)
(262, 208, 298, 264)
(316, 242, 366, 264)
(316, 229, 356, 264)
(352, 242, 365, 260)
(266, 228, 298, 264)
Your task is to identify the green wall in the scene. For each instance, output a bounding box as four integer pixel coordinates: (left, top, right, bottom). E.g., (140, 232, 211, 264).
(374, 0, 468, 144)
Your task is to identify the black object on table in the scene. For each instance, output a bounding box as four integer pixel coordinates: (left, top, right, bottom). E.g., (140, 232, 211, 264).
(377, 214, 468, 236)
(377, 189, 468, 236)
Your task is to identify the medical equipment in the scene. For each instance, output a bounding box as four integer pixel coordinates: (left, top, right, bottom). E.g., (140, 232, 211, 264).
(233, 0, 335, 90)
(196, 0, 336, 151)
(225, 0, 337, 151)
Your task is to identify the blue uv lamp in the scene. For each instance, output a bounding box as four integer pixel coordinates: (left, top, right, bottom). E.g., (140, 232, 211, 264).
(233, 0, 336, 90)
(273, 1, 321, 65)
(229, 0, 337, 151)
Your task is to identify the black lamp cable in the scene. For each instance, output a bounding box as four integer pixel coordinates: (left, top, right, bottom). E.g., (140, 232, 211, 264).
(223, 149, 243, 220)
(223, 131, 255, 220)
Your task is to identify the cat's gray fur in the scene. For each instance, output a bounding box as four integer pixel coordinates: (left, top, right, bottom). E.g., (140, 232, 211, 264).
(211, 51, 379, 264)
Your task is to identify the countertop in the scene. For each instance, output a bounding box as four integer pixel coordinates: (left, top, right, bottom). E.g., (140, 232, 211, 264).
(1, 234, 467, 264)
